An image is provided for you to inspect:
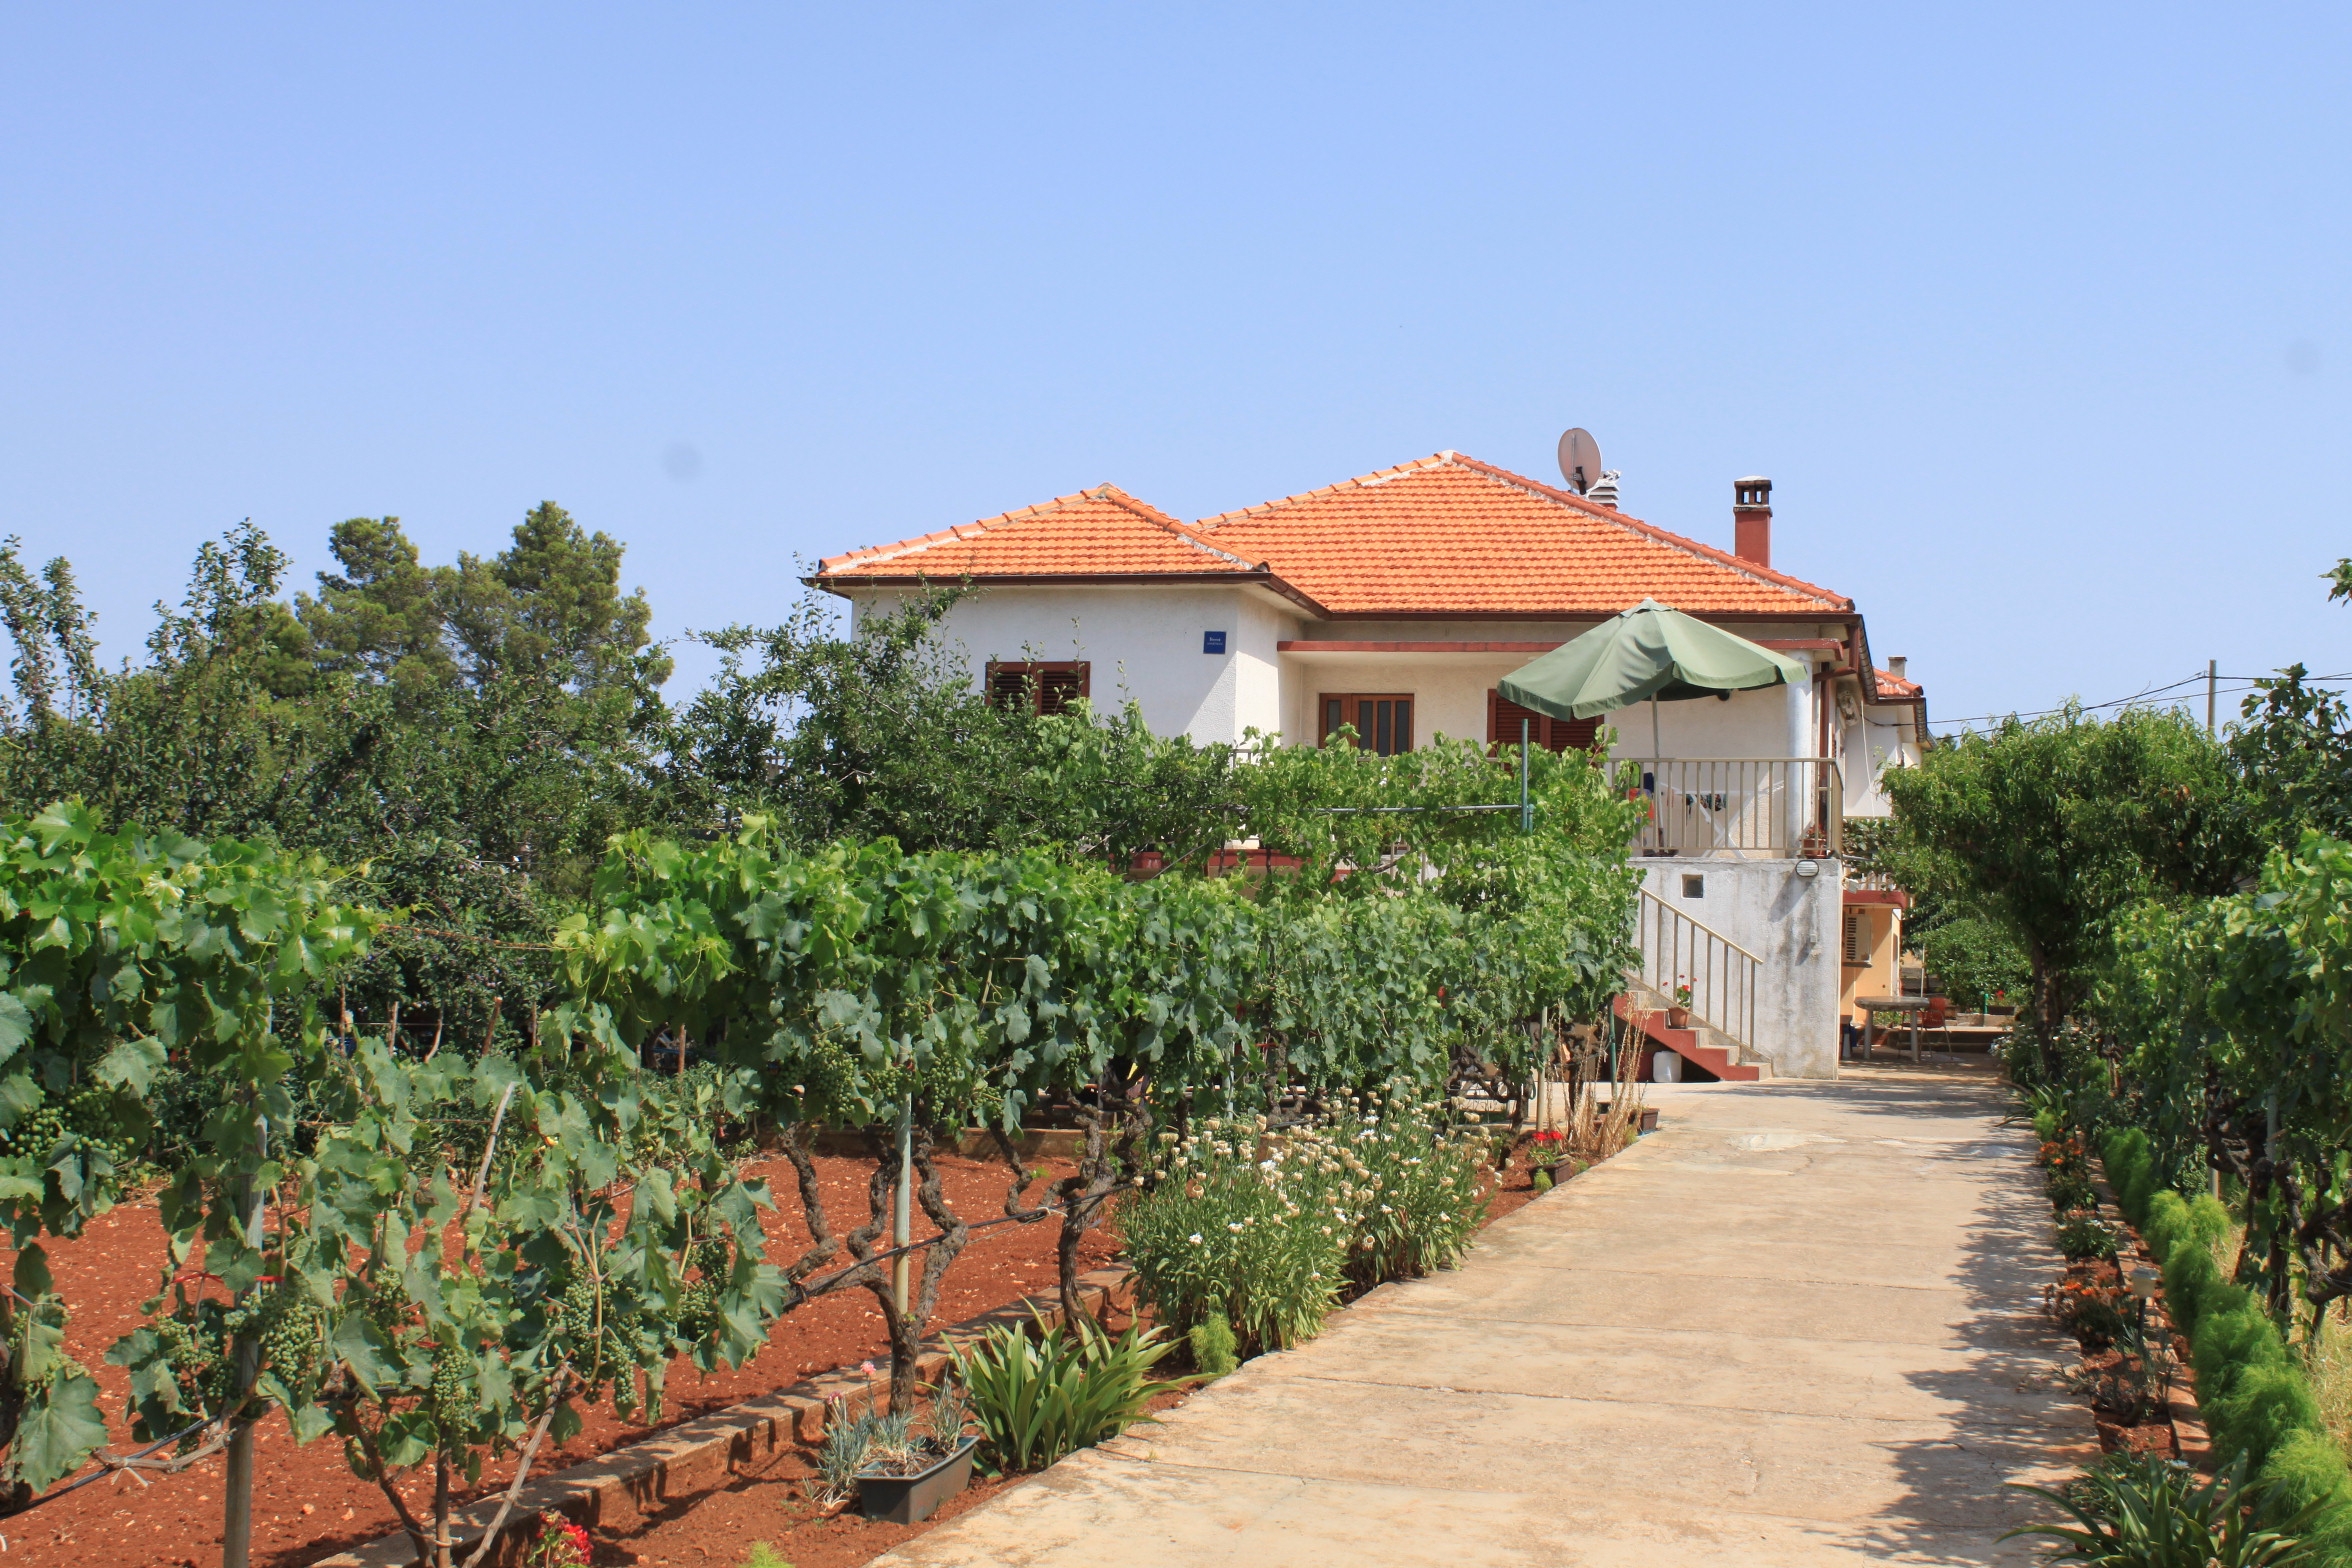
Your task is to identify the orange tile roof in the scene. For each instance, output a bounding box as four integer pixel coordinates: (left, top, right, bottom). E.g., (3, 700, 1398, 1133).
(814, 452, 1853, 618)
(1873, 667, 1922, 699)
(817, 484, 1259, 581)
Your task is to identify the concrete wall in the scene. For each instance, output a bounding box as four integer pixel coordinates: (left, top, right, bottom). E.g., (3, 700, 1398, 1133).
(847, 587, 1834, 761)
(1841, 704, 1922, 818)
(847, 584, 1299, 745)
(1640, 857, 1843, 1080)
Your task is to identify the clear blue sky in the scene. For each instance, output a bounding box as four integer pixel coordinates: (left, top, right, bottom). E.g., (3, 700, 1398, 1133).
(4, 4, 2346, 730)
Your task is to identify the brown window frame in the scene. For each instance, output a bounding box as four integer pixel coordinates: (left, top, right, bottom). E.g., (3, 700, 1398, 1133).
(1486, 690, 1602, 754)
(987, 660, 1090, 717)
(1318, 693, 1414, 755)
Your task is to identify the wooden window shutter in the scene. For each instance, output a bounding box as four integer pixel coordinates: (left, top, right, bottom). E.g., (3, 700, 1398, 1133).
(987, 661, 1090, 716)
(1488, 691, 1601, 753)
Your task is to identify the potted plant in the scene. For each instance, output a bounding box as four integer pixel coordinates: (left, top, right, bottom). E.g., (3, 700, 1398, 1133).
(1666, 979, 1693, 1030)
(818, 1383, 982, 1526)
(1524, 1128, 1566, 1191)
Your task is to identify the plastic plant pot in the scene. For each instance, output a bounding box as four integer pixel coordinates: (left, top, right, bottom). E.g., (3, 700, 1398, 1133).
(856, 1437, 979, 1524)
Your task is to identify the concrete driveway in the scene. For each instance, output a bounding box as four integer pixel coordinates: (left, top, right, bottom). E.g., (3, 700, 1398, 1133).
(873, 1067, 2095, 1567)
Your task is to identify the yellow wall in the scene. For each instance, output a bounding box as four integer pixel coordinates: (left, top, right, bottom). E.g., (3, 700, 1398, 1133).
(1838, 902, 1904, 1022)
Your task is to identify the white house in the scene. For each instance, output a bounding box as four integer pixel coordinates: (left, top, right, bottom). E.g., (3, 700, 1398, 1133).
(813, 451, 1930, 1082)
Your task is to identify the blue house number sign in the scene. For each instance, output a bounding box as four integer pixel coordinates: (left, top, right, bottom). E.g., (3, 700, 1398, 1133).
(1203, 631, 1227, 655)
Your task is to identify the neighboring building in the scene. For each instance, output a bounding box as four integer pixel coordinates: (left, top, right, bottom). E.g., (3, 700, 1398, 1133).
(813, 450, 1930, 1081)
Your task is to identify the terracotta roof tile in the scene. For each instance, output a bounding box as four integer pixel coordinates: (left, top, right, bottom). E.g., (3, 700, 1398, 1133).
(1873, 667, 1922, 699)
(814, 453, 1855, 619)
(817, 485, 1256, 580)
(1193, 453, 1851, 616)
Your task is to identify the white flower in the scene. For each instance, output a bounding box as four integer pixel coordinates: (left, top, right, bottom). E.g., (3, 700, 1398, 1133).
(1228, 1221, 1245, 1232)
(1188, 1233, 1203, 1244)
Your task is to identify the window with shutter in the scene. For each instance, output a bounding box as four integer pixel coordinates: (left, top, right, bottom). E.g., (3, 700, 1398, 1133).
(1486, 691, 1601, 753)
(1318, 694, 1414, 755)
(986, 661, 1090, 716)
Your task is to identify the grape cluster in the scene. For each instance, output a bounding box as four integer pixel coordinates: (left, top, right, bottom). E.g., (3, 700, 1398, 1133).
(139, 1283, 324, 1444)
(425, 1344, 475, 1449)
(539, 1262, 663, 1425)
(0, 1084, 142, 1173)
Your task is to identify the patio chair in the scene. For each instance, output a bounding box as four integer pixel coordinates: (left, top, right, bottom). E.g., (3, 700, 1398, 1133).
(1919, 995, 1952, 1058)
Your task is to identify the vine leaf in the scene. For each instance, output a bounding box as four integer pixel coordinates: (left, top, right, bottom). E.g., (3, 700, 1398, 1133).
(11, 1373, 106, 1492)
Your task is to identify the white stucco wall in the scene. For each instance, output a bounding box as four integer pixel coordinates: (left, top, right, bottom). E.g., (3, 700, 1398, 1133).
(845, 585, 1302, 745)
(1640, 857, 1843, 1080)
(1842, 705, 1923, 818)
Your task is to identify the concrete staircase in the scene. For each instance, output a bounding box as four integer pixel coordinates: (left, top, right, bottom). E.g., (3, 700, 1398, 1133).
(1615, 982, 1771, 1082)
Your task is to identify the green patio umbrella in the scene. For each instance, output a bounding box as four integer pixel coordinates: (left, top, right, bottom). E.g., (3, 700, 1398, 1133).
(1498, 599, 1806, 754)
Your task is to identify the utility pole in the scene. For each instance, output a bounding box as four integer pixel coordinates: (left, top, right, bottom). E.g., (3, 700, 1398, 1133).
(2207, 659, 2218, 735)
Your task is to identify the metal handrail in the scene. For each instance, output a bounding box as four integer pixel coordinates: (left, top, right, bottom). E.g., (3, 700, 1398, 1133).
(1633, 887, 1761, 1060)
(1610, 757, 1844, 858)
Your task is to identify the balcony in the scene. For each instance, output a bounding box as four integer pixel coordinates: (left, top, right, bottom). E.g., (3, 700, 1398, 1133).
(1608, 757, 1843, 859)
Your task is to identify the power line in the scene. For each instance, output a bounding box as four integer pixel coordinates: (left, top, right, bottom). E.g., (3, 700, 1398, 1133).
(1928, 670, 2352, 733)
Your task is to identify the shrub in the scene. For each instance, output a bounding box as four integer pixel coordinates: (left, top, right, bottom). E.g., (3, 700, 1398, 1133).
(2033, 1107, 2062, 1145)
(2049, 1172, 2101, 1214)
(2213, 1364, 2326, 1472)
(949, 1318, 1172, 1473)
(2102, 1128, 2155, 1226)
(2056, 1215, 2120, 1261)
(1187, 1318, 1238, 1379)
(2260, 1429, 2352, 1549)
(1124, 1092, 1488, 1355)
(2164, 1233, 2223, 1336)
(1122, 1116, 1351, 1355)
(1336, 1093, 1488, 1288)
(2146, 1189, 2191, 1259)
(2003, 1450, 2321, 1566)
(2189, 1192, 2235, 1246)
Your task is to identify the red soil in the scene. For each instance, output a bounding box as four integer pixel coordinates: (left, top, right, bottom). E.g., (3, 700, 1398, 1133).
(594, 1157, 1551, 1568)
(14, 1138, 1567, 1568)
(1, 1151, 1117, 1568)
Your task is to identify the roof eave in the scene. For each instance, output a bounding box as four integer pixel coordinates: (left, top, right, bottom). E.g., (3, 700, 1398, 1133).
(806, 568, 1331, 617)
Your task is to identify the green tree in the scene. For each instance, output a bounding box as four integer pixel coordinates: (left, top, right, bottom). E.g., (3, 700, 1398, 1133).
(1882, 704, 2253, 1075)
(294, 517, 459, 698)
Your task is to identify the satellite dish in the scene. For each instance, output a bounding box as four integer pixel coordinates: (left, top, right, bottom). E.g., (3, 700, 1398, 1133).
(1557, 428, 1603, 495)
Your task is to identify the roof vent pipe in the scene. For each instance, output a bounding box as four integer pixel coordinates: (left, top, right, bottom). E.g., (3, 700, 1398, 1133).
(1586, 470, 1621, 509)
(1733, 477, 1772, 568)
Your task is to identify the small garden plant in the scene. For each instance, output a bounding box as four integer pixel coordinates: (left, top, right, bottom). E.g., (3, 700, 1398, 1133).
(948, 1316, 1171, 1473)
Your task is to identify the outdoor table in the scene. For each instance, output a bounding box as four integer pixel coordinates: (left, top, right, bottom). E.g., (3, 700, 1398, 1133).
(1856, 995, 1930, 1063)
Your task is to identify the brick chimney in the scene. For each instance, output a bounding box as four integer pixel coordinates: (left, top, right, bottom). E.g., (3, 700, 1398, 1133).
(1733, 477, 1772, 568)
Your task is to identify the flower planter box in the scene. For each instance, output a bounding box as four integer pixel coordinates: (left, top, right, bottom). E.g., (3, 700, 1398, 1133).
(856, 1437, 979, 1524)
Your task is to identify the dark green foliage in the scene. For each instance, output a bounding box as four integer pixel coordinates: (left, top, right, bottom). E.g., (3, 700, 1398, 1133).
(1883, 704, 2255, 1076)
(2164, 1235, 2223, 1336)
(2056, 1215, 2119, 1261)
(2004, 1451, 2318, 1566)
(2229, 666, 2352, 853)
(948, 1319, 1172, 1473)
(2049, 1171, 2101, 1214)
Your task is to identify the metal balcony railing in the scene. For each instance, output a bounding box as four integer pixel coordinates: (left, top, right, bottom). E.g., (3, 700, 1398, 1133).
(1632, 888, 1760, 1059)
(1609, 757, 1843, 859)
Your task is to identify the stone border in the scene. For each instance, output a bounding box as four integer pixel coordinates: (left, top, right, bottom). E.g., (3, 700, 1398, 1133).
(2087, 1176, 2211, 1466)
(307, 1267, 1135, 1568)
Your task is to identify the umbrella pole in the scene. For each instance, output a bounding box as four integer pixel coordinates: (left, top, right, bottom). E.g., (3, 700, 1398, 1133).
(1650, 696, 1662, 759)
(1520, 719, 1532, 833)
